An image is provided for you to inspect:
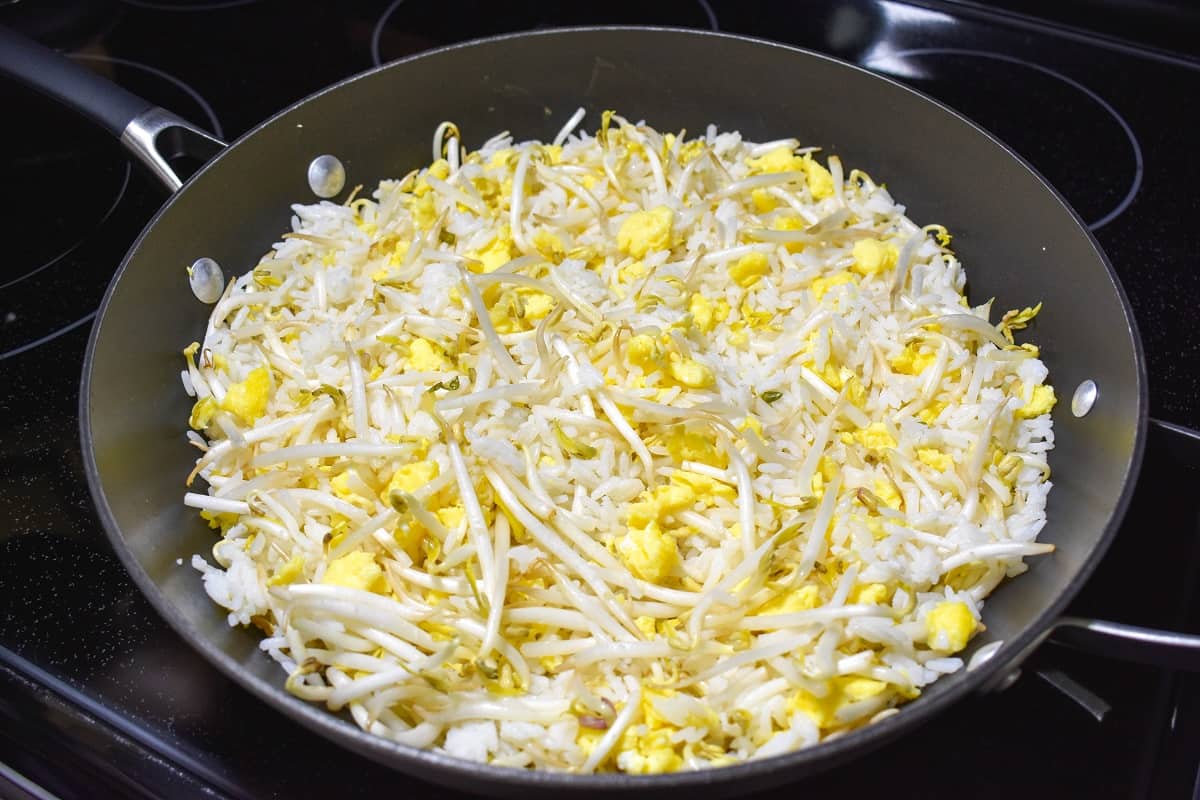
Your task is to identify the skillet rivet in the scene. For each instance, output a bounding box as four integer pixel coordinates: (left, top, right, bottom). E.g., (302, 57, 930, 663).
(995, 668, 1022, 692)
(1071, 380, 1098, 418)
(307, 154, 346, 199)
(188, 257, 225, 304)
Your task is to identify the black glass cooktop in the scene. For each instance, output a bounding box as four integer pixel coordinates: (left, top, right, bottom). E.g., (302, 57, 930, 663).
(2, 2, 1200, 798)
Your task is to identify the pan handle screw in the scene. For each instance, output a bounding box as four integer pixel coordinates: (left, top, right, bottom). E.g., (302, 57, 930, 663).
(308, 155, 346, 199)
(188, 257, 225, 304)
(1071, 380, 1097, 418)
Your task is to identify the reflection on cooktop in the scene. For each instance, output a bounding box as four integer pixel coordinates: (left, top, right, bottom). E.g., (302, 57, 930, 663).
(371, 0, 719, 65)
(865, 49, 1142, 231)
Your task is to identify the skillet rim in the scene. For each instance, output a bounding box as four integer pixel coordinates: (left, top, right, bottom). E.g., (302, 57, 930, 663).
(79, 24, 1147, 792)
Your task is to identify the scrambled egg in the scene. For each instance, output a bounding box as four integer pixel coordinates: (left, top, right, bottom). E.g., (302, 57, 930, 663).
(850, 239, 899, 276)
(1016, 383, 1057, 418)
(322, 550, 387, 593)
(470, 229, 516, 273)
(916, 448, 953, 472)
(627, 483, 695, 529)
(787, 676, 889, 729)
(745, 146, 835, 199)
(189, 396, 218, 430)
(889, 344, 937, 375)
(874, 477, 903, 510)
(810, 270, 856, 301)
(728, 252, 770, 288)
(850, 582, 890, 605)
(408, 338, 451, 372)
(616, 520, 678, 583)
(220, 366, 271, 424)
(617, 206, 674, 258)
(626, 334, 715, 390)
(532, 230, 566, 263)
(751, 188, 778, 212)
(617, 479, 714, 583)
(381, 460, 441, 559)
(626, 334, 662, 373)
(382, 460, 440, 502)
(667, 358, 715, 389)
(844, 422, 896, 454)
(670, 469, 735, 501)
(925, 600, 977, 653)
(917, 401, 946, 425)
(688, 293, 729, 333)
(267, 554, 306, 586)
(331, 470, 375, 511)
(756, 583, 820, 615)
(663, 428, 728, 468)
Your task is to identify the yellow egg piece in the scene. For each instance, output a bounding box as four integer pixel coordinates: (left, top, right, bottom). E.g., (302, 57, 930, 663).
(470, 232, 516, 273)
(322, 550, 387, 593)
(850, 239, 899, 276)
(728, 252, 770, 288)
(874, 477, 903, 510)
(810, 270, 857, 301)
(756, 584, 820, 615)
(267, 554, 306, 587)
(619, 728, 683, 775)
(852, 422, 897, 453)
(408, 338, 451, 372)
(189, 396, 218, 430)
(617, 206, 674, 258)
(616, 520, 679, 584)
(220, 365, 271, 424)
(751, 188, 778, 212)
(917, 401, 947, 425)
(381, 460, 440, 503)
(522, 290, 555, 321)
(386, 239, 411, 267)
(926, 600, 977, 653)
(1017, 383, 1057, 418)
(688, 293, 717, 332)
(331, 471, 374, 511)
(532, 229, 566, 263)
(435, 504, 465, 530)
(200, 509, 239, 533)
(889, 344, 938, 376)
(798, 155, 835, 200)
(850, 582, 890, 605)
(670, 469, 735, 501)
(746, 146, 799, 174)
(626, 334, 664, 372)
(668, 358, 716, 389)
(663, 428, 727, 468)
(916, 448, 954, 472)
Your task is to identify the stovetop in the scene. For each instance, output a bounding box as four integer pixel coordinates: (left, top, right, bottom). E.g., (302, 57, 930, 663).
(2, 2, 1199, 798)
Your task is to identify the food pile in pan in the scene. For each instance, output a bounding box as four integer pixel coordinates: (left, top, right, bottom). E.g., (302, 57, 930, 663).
(181, 109, 1056, 772)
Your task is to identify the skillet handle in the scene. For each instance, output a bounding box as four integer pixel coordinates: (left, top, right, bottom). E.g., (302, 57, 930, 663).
(0, 25, 226, 192)
(1045, 418, 1200, 671)
(1048, 617, 1200, 671)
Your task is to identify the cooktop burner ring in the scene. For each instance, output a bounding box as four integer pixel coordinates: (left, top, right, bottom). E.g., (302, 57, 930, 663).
(0, 163, 131, 291)
(0, 53, 224, 362)
(0, 310, 97, 364)
(865, 48, 1144, 232)
(72, 54, 225, 140)
(370, 0, 720, 68)
(120, 0, 261, 11)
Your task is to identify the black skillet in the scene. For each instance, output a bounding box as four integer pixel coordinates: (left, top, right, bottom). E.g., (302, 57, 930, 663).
(3, 23, 1199, 797)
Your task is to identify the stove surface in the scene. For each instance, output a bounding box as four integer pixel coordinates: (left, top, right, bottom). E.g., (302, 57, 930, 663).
(2, 2, 1199, 798)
